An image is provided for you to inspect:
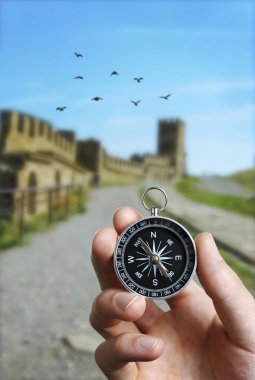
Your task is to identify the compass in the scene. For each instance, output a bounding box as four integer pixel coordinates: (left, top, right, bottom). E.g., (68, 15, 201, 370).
(114, 187, 197, 299)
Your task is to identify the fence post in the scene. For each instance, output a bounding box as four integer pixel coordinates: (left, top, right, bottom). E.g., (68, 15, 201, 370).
(48, 188, 53, 223)
(18, 191, 25, 240)
(65, 186, 70, 217)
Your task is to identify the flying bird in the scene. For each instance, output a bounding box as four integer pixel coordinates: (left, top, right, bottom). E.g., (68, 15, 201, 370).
(131, 100, 141, 106)
(91, 97, 103, 101)
(110, 71, 119, 76)
(74, 52, 83, 58)
(134, 77, 143, 83)
(74, 76, 84, 79)
(159, 94, 172, 100)
(56, 106, 66, 111)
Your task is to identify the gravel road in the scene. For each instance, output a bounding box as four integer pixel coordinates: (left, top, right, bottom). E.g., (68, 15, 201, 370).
(0, 185, 144, 380)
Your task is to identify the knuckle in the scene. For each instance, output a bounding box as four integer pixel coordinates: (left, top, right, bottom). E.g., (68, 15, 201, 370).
(111, 332, 128, 354)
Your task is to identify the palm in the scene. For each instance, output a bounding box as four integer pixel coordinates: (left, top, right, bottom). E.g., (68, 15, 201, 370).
(121, 286, 253, 379)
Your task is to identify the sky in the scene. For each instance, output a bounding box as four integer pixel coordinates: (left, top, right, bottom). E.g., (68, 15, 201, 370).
(0, 0, 254, 175)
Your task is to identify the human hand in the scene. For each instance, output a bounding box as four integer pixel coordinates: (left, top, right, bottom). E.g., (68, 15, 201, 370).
(90, 207, 255, 379)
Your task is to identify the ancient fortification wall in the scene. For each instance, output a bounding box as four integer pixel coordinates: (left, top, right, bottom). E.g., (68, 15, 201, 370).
(103, 152, 143, 176)
(0, 110, 185, 191)
(0, 110, 90, 194)
(76, 119, 185, 181)
(1, 110, 77, 161)
(0, 109, 185, 217)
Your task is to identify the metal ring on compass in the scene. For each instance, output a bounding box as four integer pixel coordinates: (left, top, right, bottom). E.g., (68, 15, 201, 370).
(142, 187, 168, 213)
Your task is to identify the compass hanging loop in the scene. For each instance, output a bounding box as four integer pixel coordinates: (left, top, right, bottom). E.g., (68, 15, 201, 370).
(142, 187, 168, 216)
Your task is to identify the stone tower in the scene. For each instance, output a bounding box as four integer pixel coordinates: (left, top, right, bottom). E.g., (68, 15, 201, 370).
(157, 119, 185, 178)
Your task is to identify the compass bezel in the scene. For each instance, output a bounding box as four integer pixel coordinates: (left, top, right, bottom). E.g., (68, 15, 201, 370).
(114, 216, 197, 300)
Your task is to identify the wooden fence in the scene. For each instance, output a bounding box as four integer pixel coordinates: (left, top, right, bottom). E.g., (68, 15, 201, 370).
(0, 184, 84, 239)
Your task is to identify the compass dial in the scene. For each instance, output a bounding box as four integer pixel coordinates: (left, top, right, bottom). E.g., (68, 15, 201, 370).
(114, 216, 196, 299)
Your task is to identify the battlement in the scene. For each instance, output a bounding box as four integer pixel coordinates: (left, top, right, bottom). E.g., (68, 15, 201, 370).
(104, 151, 143, 176)
(0, 110, 77, 162)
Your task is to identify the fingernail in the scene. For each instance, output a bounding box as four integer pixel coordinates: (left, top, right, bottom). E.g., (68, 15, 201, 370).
(208, 233, 222, 262)
(138, 336, 158, 350)
(114, 292, 138, 310)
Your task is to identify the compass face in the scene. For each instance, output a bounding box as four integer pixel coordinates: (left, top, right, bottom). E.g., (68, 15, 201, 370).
(114, 216, 196, 299)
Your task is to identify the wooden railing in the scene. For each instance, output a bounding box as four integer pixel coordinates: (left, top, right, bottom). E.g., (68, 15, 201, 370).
(0, 183, 85, 239)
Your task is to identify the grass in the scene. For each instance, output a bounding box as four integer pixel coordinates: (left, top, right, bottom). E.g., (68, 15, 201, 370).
(140, 187, 255, 295)
(0, 186, 88, 251)
(175, 176, 255, 217)
(0, 219, 21, 250)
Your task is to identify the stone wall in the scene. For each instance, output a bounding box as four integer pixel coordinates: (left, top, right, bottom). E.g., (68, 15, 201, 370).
(0, 110, 186, 194)
(0, 110, 77, 161)
(103, 152, 143, 177)
(0, 110, 90, 218)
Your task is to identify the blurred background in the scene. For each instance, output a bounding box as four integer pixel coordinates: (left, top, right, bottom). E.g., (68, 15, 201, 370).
(0, 1, 254, 379)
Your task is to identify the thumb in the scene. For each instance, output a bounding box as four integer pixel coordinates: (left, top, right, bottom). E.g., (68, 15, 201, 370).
(195, 232, 255, 351)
